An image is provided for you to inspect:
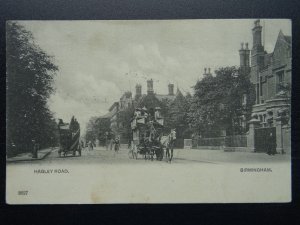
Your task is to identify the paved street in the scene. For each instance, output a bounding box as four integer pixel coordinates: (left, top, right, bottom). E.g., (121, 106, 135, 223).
(6, 145, 291, 204)
(7, 146, 290, 165)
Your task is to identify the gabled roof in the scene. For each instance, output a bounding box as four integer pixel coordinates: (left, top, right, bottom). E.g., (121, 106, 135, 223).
(109, 102, 119, 111)
(275, 30, 292, 50)
(264, 53, 273, 66)
(99, 111, 114, 119)
(284, 35, 291, 45)
(156, 94, 176, 102)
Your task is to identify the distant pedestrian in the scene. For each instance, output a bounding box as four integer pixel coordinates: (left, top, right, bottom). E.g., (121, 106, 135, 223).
(114, 137, 120, 153)
(10, 141, 16, 155)
(32, 139, 38, 159)
(105, 132, 109, 150)
(128, 138, 131, 149)
(88, 141, 93, 151)
(51, 137, 54, 150)
(110, 138, 114, 150)
(267, 132, 276, 155)
(109, 132, 115, 150)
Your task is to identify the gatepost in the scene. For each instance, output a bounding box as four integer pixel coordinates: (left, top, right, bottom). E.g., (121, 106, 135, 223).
(275, 116, 284, 154)
(247, 116, 260, 152)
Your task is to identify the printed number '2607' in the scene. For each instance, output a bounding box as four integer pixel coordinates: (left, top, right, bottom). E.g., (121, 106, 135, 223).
(18, 191, 28, 195)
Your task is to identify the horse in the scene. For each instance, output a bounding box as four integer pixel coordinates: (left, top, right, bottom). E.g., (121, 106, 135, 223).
(160, 129, 176, 163)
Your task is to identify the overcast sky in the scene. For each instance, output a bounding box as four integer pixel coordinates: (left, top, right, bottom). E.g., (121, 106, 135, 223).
(20, 19, 291, 133)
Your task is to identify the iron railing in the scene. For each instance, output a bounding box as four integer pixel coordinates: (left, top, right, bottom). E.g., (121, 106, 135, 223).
(195, 135, 247, 148)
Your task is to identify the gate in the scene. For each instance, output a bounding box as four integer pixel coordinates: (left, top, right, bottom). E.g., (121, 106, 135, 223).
(174, 138, 184, 148)
(254, 127, 276, 152)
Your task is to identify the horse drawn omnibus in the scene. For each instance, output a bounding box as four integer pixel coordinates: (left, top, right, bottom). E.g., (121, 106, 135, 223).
(129, 107, 176, 162)
(58, 117, 82, 157)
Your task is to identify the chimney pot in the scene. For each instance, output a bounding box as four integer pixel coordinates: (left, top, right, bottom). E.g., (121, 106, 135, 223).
(241, 42, 244, 50)
(208, 68, 211, 74)
(255, 19, 260, 27)
(204, 68, 207, 74)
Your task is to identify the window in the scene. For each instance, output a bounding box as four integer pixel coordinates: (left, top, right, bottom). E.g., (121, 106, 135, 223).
(278, 72, 284, 83)
(260, 76, 263, 96)
(242, 94, 247, 106)
(276, 71, 284, 93)
(256, 83, 260, 104)
(287, 48, 291, 58)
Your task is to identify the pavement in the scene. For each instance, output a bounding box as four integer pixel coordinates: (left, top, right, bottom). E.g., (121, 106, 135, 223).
(177, 148, 291, 164)
(6, 147, 57, 163)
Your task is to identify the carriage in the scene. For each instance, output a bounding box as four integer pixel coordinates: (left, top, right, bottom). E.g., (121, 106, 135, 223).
(129, 107, 165, 161)
(58, 117, 82, 157)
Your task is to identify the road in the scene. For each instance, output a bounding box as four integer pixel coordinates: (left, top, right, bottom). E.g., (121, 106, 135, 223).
(9, 146, 216, 165)
(6, 146, 291, 204)
(8, 145, 290, 165)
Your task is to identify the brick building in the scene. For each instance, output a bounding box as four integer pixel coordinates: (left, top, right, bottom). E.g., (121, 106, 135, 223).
(247, 19, 291, 154)
(250, 20, 291, 126)
(196, 20, 291, 153)
(104, 79, 178, 143)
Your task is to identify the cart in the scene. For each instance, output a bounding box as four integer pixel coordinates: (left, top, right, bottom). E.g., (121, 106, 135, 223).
(58, 118, 81, 157)
(129, 112, 164, 161)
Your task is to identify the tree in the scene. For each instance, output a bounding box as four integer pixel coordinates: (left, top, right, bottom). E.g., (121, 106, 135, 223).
(85, 117, 98, 143)
(164, 91, 191, 139)
(85, 116, 111, 146)
(117, 103, 135, 143)
(188, 66, 255, 137)
(6, 22, 59, 156)
(96, 118, 111, 146)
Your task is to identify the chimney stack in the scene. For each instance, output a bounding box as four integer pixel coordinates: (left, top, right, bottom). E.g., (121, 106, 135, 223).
(135, 84, 142, 98)
(239, 42, 250, 69)
(203, 67, 212, 78)
(252, 19, 262, 48)
(168, 83, 174, 95)
(147, 79, 154, 95)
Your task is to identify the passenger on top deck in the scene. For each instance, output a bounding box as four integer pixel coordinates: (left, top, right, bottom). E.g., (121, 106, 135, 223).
(134, 108, 141, 118)
(154, 107, 161, 120)
(142, 106, 149, 121)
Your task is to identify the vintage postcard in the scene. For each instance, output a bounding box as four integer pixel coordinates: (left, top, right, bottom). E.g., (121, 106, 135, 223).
(6, 19, 291, 204)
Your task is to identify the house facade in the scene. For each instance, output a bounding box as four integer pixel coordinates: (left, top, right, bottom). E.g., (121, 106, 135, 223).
(196, 20, 291, 153)
(250, 20, 291, 127)
(103, 79, 179, 142)
(247, 19, 291, 154)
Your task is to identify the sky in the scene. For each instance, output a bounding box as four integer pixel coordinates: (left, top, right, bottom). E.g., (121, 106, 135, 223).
(20, 19, 291, 133)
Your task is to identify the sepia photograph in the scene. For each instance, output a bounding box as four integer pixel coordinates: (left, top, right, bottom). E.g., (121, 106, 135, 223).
(6, 19, 291, 204)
